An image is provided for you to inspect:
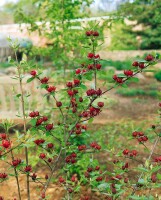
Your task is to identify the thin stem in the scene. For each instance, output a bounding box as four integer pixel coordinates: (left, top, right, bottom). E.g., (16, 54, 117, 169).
(8, 136, 22, 200)
(40, 148, 63, 199)
(14, 51, 30, 200)
(131, 136, 160, 196)
(1, 142, 23, 157)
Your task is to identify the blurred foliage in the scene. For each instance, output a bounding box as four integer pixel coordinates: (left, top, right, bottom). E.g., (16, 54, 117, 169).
(11, 0, 109, 79)
(118, 0, 161, 49)
(116, 88, 158, 98)
(0, 62, 13, 69)
(154, 70, 161, 82)
(108, 21, 138, 50)
(100, 59, 132, 70)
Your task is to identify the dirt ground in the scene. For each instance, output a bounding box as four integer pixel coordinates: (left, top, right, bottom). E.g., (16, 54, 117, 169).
(0, 77, 160, 200)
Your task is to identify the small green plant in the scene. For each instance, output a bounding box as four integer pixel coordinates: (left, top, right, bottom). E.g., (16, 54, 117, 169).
(154, 70, 161, 82)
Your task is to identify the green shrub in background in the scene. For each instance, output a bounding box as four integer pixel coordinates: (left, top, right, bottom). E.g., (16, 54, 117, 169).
(154, 70, 161, 82)
(108, 21, 138, 50)
(100, 59, 132, 70)
(116, 88, 158, 98)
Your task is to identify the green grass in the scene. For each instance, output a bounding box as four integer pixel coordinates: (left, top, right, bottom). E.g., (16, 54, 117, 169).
(100, 59, 132, 70)
(116, 88, 158, 98)
(0, 62, 13, 69)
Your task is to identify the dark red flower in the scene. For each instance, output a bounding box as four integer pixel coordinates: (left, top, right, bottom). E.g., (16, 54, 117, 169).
(56, 101, 62, 107)
(30, 70, 37, 76)
(71, 175, 76, 182)
(74, 79, 80, 86)
(39, 153, 46, 159)
(67, 90, 74, 97)
(34, 139, 45, 145)
(46, 124, 53, 131)
(12, 159, 21, 167)
(66, 82, 73, 88)
(93, 31, 99, 36)
(124, 70, 133, 77)
(59, 176, 65, 183)
(145, 54, 154, 61)
(47, 86, 56, 93)
(36, 118, 43, 126)
(48, 158, 52, 162)
(96, 63, 101, 70)
(32, 173, 37, 180)
(95, 166, 100, 170)
(96, 176, 103, 182)
(151, 174, 157, 183)
(40, 77, 49, 84)
(87, 53, 94, 59)
(75, 68, 81, 74)
(24, 165, 32, 173)
(78, 145, 86, 151)
(2, 140, 11, 149)
(123, 149, 129, 155)
(42, 116, 48, 121)
(139, 63, 145, 69)
(47, 143, 54, 149)
(97, 102, 104, 108)
(0, 133, 7, 140)
(132, 61, 139, 67)
(0, 173, 8, 179)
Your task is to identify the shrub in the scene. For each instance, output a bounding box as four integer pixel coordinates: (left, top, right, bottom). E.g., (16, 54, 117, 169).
(0, 30, 160, 200)
(154, 70, 161, 82)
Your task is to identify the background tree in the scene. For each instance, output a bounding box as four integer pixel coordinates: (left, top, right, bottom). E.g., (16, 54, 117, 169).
(13, 0, 99, 79)
(118, 0, 161, 49)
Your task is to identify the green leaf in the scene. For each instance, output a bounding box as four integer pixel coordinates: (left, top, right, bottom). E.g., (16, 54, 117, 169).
(27, 77, 35, 83)
(79, 84, 87, 90)
(130, 77, 139, 83)
(16, 94, 21, 98)
(136, 59, 148, 63)
(30, 118, 37, 126)
(117, 73, 126, 78)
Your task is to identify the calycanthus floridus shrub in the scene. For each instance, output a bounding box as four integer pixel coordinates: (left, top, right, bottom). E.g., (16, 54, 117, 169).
(0, 30, 161, 200)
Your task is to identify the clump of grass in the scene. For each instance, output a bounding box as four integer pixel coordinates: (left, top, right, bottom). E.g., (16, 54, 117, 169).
(116, 88, 158, 97)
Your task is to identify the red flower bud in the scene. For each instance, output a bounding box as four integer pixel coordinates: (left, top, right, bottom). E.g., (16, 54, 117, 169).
(97, 102, 104, 108)
(123, 149, 129, 155)
(2, 140, 11, 149)
(40, 77, 49, 84)
(95, 166, 100, 170)
(74, 79, 80, 86)
(56, 101, 62, 107)
(132, 61, 139, 67)
(71, 175, 76, 182)
(96, 176, 103, 182)
(39, 153, 46, 159)
(32, 173, 37, 180)
(59, 176, 65, 183)
(93, 31, 99, 36)
(124, 70, 133, 77)
(30, 70, 37, 76)
(0, 133, 7, 140)
(47, 86, 56, 93)
(24, 165, 32, 173)
(145, 54, 154, 61)
(96, 63, 101, 70)
(75, 68, 81, 74)
(46, 124, 53, 131)
(47, 143, 54, 149)
(87, 53, 94, 59)
(138, 63, 145, 69)
(45, 174, 48, 180)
